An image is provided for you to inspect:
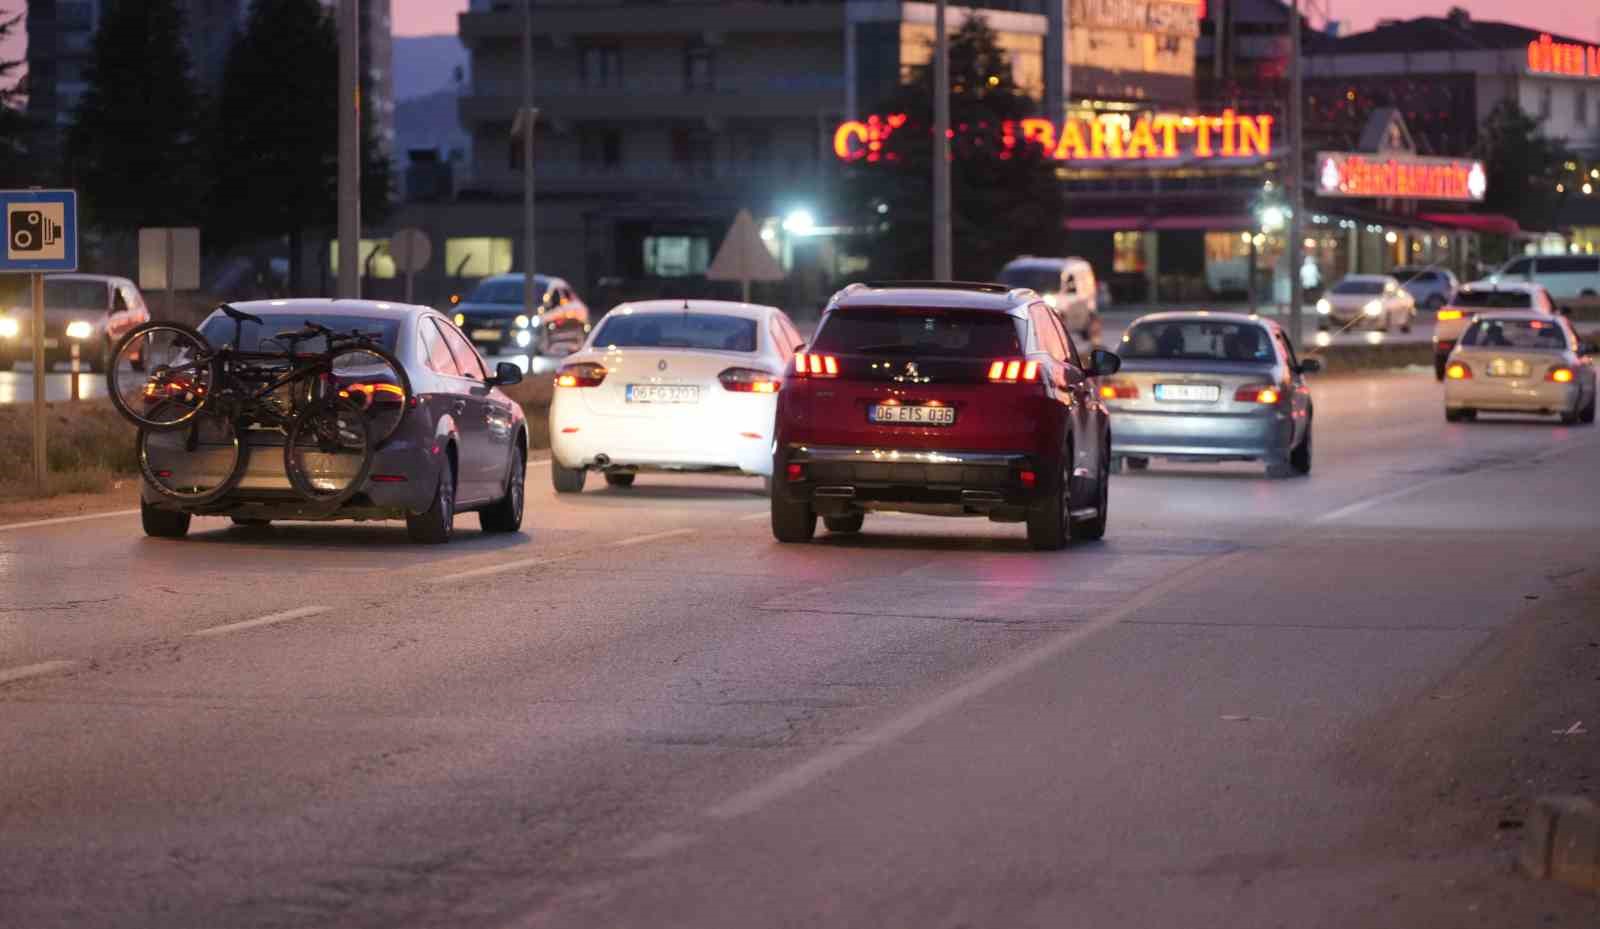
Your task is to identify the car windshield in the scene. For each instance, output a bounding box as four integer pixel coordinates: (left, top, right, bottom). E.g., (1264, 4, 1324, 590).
(199, 313, 401, 353)
(995, 268, 1060, 293)
(44, 280, 107, 310)
(1453, 290, 1534, 309)
(1460, 318, 1569, 351)
(810, 308, 1024, 357)
(591, 312, 758, 352)
(467, 278, 549, 305)
(1121, 320, 1275, 363)
(1331, 279, 1385, 295)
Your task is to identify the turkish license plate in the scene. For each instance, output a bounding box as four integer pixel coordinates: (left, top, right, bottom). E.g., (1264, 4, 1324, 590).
(471, 328, 502, 342)
(626, 384, 699, 404)
(869, 403, 956, 426)
(1154, 383, 1220, 402)
(1487, 358, 1528, 378)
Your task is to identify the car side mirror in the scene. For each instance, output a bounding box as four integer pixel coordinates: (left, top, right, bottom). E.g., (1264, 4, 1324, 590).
(1089, 348, 1121, 377)
(1296, 358, 1322, 374)
(488, 361, 523, 387)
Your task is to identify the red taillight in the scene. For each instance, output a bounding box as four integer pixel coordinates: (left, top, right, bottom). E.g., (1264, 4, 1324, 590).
(718, 367, 782, 393)
(339, 381, 406, 410)
(556, 362, 607, 387)
(793, 353, 839, 377)
(1019, 470, 1037, 489)
(370, 474, 408, 483)
(1098, 382, 1138, 400)
(1235, 384, 1281, 404)
(987, 358, 1039, 383)
(785, 463, 804, 482)
(1446, 362, 1471, 380)
(1547, 366, 1575, 384)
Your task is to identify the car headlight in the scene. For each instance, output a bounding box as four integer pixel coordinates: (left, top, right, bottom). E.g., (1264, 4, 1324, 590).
(514, 330, 532, 348)
(453, 312, 465, 326)
(65, 320, 94, 340)
(515, 314, 530, 329)
(1316, 299, 1331, 315)
(0, 317, 17, 338)
(1042, 293, 1058, 309)
(1363, 299, 1383, 317)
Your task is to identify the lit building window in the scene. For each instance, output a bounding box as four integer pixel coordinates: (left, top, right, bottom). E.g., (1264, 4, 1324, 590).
(644, 236, 710, 278)
(445, 238, 515, 279)
(1113, 231, 1145, 273)
(328, 239, 396, 279)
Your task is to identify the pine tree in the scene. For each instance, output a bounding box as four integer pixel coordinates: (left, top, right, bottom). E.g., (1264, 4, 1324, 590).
(835, 15, 1067, 280)
(0, 6, 29, 185)
(66, 0, 205, 231)
(1474, 100, 1571, 235)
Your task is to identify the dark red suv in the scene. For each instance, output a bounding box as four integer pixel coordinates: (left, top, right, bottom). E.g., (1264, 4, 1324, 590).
(771, 282, 1121, 550)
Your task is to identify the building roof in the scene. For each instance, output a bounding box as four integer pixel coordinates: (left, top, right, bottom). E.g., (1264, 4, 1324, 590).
(1320, 14, 1592, 55)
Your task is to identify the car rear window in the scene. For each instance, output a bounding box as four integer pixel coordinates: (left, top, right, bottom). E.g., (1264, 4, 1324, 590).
(1120, 320, 1275, 363)
(995, 268, 1060, 293)
(1460, 318, 1569, 350)
(467, 278, 549, 305)
(1453, 290, 1533, 309)
(591, 312, 758, 352)
(200, 313, 401, 353)
(1331, 279, 1385, 295)
(44, 280, 107, 310)
(810, 308, 1024, 357)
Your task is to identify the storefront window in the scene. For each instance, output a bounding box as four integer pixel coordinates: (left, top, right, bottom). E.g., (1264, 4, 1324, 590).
(328, 239, 396, 279)
(644, 236, 710, 278)
(445, 238, 515, 279)
(1113, 231, 1145, 273)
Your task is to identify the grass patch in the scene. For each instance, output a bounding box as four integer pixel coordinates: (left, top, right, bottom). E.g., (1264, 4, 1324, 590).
(0, 399, 139, 500)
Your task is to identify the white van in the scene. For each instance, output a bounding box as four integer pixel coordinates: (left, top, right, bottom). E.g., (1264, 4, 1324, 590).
(996, 256, 1100, 341)
(1488, 254, 1600, 306)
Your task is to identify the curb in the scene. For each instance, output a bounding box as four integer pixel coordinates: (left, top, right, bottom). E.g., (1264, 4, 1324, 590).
(1522, 795, 1600, 893)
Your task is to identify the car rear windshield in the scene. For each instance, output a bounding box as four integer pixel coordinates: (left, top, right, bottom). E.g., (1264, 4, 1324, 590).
(200, 313, 401, 353)
(1453, 290, 1533, 309)
(995, 268, 1059, 293)
(591, 312, 758, 352)
(1460, 318, 1569, 350)
(467, 278, 549, 305)
(810, 308, 1024, 357)
(1331, 279, 1385, 295)
(1120, 320, 1275, 363)
(44, 280, 106, 310)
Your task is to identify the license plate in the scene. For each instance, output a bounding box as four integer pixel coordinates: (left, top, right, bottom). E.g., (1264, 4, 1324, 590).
(1154, 383, 1220, 402)
(1487, 358, 1528, 378)
(626, 384, 699, 404)
(869, 403, 956, 426)
(471, 328, 502, 341)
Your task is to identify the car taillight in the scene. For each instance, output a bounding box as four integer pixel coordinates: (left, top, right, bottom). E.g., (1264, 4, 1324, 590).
(1437, 309, 1463, 321)
(792, 353, 839, 377)
(1547, 366, 1575, 384)
(1098, 382, 1138, 400)
(556, 362, 607, 387)
(1446, 362, 1471, 380)
(718, 367, 781, 393)
(339, 381, 407, 409)
(1235, 384, 1281, 404)
(986, 359, 1039, 383)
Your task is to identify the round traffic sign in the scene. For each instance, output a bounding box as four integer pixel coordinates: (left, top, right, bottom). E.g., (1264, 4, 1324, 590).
(390, 227, 432, 274)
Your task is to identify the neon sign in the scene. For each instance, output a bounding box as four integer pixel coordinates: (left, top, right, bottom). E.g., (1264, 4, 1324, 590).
(833, 110, 1276, 164)
(1527, 34, 1600, 78)
(1316, 152, 1487, 202)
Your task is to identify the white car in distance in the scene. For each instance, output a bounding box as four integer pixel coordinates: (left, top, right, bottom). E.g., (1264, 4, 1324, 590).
(1316, 274, 1416, 332)
(548, 300, 805, 492)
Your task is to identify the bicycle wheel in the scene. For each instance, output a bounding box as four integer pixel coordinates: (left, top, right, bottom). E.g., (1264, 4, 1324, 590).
(324, 346, 413, 448)
(108, 322, 218, 430)
(284, 397, 374, 506)
(138, 407, 248, 505)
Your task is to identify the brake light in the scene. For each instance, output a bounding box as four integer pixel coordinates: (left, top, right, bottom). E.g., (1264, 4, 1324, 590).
(556, 362, 607, 387)
(1436, 309, 1463, 321)
(1234, 384, 1281, 404)
(370, 474, 408, 483)
(718, 367, 781, 393)
(785, 463, 804, 482)
(1446, 362, 1471, 380)
(1547, 367, 1575, 384)
(793, 353, 839, 377)
(1099, 382, 1138, 400)
(339, 382, 407, 409)
(987, 359, 1039, 383)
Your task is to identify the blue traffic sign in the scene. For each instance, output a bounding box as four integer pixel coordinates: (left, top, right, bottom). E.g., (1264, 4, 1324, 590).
(1, 189, 78, 273)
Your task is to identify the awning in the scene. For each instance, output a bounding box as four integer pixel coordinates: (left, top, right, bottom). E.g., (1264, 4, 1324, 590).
(1417, 213, 1522, 235)
(1065, 216, 1147, 231)
(1065, 214, 1256, 232)
(1151, 214, 1254, 231)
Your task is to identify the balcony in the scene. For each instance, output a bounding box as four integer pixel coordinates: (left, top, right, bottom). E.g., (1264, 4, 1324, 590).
(460, 2, 846, 43)
(459, 75, 847, 125)
(466, 159, 822, 197)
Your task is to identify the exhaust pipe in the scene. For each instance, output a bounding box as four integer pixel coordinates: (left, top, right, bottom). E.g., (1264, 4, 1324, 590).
(593, 454, 611, 469)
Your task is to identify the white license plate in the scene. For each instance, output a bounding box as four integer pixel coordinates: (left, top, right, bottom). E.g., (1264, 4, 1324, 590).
(869, 404, 956, 426)
(1154, 383, 1220, 402)
(626, 384, 699, 404)
(1486, 359, 1528, 378)
(471, 328, 502, 341)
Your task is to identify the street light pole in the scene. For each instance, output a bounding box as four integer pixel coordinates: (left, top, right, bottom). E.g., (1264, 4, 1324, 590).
(932, 0, 952, 280)
(522, 0, 538, 325)
(1286, 0, 1305, 347)
(337, 0, 360, 299)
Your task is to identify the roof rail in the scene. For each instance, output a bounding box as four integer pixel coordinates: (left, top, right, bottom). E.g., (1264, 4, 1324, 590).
(860, 280, 1012, 293)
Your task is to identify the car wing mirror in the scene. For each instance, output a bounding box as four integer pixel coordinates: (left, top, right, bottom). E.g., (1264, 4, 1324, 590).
(487, 361, 524, 387)
(1089, 348, 1121, 377)
(1297, 358, 1322, 374)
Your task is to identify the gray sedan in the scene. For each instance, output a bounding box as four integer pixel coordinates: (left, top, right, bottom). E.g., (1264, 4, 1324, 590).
(1098, 312, 1318, 478)
(139, 300, 529, 543)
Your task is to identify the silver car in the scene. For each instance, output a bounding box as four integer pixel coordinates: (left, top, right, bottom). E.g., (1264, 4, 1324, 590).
(1099, 312, 1318, 478)
(0, 273, 151, 371)
(1316, 274, 1416, 332)
(139, 300, 529, 543)
(1443, 312, 1598, 425)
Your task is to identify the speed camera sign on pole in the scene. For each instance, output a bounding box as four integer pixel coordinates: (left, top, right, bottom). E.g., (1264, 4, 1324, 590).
(2, 188, 79, 489)
(391, 227, 432, 303)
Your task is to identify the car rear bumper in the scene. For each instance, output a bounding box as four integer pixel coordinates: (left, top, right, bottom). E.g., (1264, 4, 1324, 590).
(776, 444, 1043, 515)
(1444, 379, 1580, 414)
(1109, 409, 1293, 460)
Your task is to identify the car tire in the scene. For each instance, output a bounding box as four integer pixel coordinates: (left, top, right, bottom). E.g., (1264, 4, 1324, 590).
(229, 517, 271, 529)
(1445, 408, 1476, 423)
(1026, 447, 1071, 551)
(142, 500, 191, 539)
(771, 492, 817, 543)
(479, 446, 525, 533)
(407, 455, 456, 544)
(1560, 407, 1580, 426)
(551, 461, 586, 494)
(604, 472, 636, 488)
(1069, 444, 1110, 542)
(1434, 355, 1449, 382)
(1580, 394, 1597, 425)
(823, 513, 864, 534)
(1125, 456, 1150, 471)
(1289, 419, 1313, 476)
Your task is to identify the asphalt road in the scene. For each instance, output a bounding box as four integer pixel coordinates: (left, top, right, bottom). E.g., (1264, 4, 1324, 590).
(3, 370, 1598, 928)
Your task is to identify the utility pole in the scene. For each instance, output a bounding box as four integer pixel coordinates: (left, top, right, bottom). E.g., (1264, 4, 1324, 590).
(521, 0, 538, 325)
(337, 0, 360, 299)
(1286, 0, 1305, 347)
(932, 0, 952, 280)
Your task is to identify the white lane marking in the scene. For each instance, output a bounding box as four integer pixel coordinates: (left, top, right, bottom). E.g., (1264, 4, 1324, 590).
(0, 659, 79, 686)
(739, 512, 768, 522)
(190, 606, 332, 639)
(616, 528, 695, 548)
(429, 555, 571, 585)
(623, 831, 702, 860)
(703, 549, 1246, 822)
(0, 509, 139, 533)
(526, 459, 552, 469)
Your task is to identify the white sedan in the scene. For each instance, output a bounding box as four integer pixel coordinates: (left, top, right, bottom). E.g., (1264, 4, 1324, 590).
(548, 300, 805, 492)
(1316, 274, 1416, 332)
(1443, 312, 1597, 425)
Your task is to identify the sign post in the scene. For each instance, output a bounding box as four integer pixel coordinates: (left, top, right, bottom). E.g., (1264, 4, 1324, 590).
(2, 189, 80, 490)
(706, 210, 786, 303)
(138, 227, 201, 319)
(390, 227, 433, 304)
